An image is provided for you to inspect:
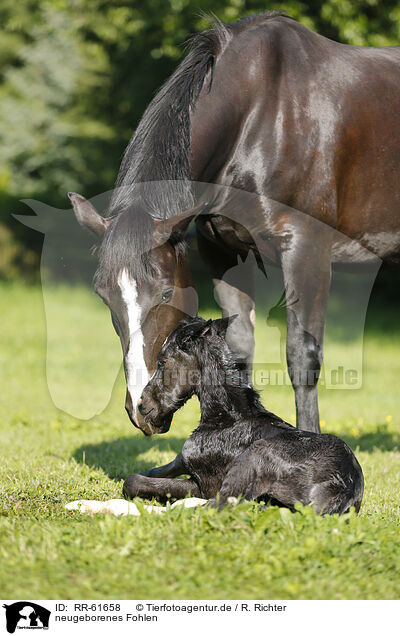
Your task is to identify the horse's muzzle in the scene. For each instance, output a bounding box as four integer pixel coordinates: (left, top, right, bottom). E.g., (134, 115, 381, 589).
(125, 390, 173, 436)
(125, 392, 150, 433)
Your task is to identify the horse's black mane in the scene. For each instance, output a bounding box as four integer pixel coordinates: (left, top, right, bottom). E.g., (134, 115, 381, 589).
(96, 10, 287, 287)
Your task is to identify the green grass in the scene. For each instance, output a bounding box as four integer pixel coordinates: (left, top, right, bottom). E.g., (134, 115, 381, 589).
(1, 281, 400, 599)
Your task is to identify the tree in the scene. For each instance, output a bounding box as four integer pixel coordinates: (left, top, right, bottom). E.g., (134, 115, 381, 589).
(1, 0, 399, 278)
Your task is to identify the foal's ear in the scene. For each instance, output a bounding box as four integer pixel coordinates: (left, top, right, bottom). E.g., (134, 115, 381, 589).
(176, 319, 212, 347)
(210, 314, 239, 338)
(198, 319, 213, 337)
(198, 315, 238, 338)
(68, 192, 110, 239)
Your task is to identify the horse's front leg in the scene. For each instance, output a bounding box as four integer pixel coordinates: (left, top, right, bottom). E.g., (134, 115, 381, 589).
(123, 474, 200, 501)
(213, 277, 255, 368)
(197, 230, 255, 368)
(281, 225, 332, 433)
(140, 453, 186, 478)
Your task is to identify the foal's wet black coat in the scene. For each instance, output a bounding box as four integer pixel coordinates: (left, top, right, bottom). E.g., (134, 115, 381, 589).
(124, 317, 364, 514)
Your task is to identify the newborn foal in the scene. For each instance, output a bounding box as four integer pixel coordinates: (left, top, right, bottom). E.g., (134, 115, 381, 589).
(124, 317, 364, 514)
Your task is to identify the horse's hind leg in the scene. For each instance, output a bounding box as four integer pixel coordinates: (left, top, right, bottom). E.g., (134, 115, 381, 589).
(123, 474, 200, 501)
(310, 480, 363, 515)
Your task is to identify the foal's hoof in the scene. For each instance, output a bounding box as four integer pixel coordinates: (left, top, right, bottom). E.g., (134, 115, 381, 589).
(123, 473, 145, 499)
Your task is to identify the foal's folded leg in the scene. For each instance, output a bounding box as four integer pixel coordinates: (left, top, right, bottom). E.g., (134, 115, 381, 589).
(123, 473, 200, 501)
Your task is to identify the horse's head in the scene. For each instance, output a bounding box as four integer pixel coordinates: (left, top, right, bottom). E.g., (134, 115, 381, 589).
(69, 192, 204, 434)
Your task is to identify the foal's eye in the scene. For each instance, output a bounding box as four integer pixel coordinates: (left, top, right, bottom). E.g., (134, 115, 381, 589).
(161, 289, 173, 303)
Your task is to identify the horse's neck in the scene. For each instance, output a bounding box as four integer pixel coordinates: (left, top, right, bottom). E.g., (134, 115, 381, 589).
(195, 346, 261, 425)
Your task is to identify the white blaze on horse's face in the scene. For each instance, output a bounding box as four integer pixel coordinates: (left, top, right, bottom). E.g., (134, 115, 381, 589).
(118, 269, 150, 424)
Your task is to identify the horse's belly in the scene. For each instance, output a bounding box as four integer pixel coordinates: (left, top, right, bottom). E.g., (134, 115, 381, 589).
(331, 231, 400, 264)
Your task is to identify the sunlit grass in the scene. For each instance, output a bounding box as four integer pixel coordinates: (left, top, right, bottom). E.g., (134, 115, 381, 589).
(1, 282, 399, 598)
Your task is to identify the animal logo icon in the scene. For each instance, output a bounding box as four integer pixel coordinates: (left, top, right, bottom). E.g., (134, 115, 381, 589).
(3, 602, 50, 634)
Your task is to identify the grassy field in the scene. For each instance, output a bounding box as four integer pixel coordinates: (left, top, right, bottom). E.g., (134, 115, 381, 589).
(1, 281, 400, 599)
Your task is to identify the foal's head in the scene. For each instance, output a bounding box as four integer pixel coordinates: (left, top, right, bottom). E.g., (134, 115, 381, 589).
(69, 193, 206, 433)
(139, 315, 235, 434)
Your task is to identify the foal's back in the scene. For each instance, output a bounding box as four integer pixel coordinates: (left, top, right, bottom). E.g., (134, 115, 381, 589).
(183, 412, 364, 513)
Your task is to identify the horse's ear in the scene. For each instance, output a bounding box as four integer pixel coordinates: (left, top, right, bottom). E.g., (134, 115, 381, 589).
(68, 192, 109, 239)
(210, 314, 239, 338)
(153, 201, 211, 242)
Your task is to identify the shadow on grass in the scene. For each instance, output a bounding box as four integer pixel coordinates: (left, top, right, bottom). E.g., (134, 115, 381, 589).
(73, 426, 399, 485)
(73, 434, 186, 481)
(341, 430, 399, 453)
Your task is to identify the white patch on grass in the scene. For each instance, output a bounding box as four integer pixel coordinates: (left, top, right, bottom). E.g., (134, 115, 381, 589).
(65, 498, 208, 516)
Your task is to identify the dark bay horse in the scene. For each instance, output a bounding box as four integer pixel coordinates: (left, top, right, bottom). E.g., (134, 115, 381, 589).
(69, 11, 400, 433)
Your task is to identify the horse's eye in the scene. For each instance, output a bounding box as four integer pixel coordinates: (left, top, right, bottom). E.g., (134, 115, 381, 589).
(161, 289, 173, 303)
(158, 359, 166, 370)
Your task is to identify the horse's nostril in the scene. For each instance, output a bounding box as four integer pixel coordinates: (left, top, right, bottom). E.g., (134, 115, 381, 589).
(137, 400, 145, 415)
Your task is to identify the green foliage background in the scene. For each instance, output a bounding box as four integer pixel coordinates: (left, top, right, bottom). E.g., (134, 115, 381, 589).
(1, 0, 400, 277)
(1, 5, 400, 599)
